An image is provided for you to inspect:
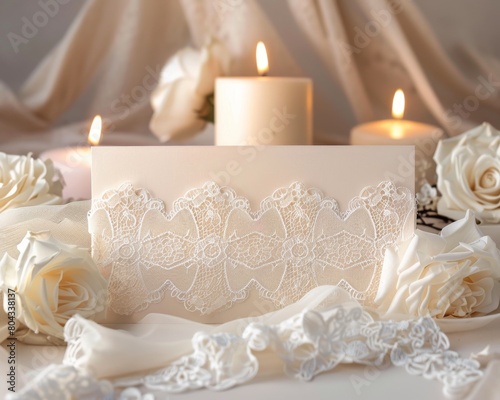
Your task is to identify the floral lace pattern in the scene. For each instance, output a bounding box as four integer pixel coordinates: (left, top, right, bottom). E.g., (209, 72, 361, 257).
(114, 332, 258, 394)
(11, 297, 483, 399)
(22, 304, 479, 399)
(113, 305, 482, 398)
(89, 181, 414, 315)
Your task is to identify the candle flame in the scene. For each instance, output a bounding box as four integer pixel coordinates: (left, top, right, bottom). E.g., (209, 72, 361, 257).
(392, 89, 405, 120)
(88, 115, 102, 146)
(256, 41, 269, 76)
(390, 125, 404, 139)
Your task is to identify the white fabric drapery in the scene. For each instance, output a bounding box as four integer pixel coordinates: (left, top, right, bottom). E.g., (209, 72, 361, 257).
(1, 0, 500, 152)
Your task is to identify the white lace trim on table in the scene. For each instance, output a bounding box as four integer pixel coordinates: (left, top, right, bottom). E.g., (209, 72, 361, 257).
(10, 303, 482, 399)
(89, 181, 414, 315)
(111, 306, 482, 398)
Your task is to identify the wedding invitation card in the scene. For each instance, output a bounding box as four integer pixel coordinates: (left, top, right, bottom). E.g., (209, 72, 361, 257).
(90, 146, 415, 323)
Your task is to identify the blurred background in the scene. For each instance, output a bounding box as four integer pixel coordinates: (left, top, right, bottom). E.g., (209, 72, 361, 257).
(0, 0, 499, 149)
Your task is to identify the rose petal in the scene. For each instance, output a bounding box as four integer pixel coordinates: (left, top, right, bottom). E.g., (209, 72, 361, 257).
(436, 124, 500, 223)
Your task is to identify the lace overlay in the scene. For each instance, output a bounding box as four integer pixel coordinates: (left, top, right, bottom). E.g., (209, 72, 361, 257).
(89, 181, 414, 315)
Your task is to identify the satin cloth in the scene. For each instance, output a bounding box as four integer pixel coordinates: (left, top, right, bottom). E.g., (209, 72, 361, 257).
(2, 0, 500, 152)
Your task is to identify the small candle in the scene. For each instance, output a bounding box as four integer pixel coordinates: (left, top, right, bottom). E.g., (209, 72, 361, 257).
(215, 42, 313, 146)
(40, 116, 102, 200)
(350, 90, 444, 184)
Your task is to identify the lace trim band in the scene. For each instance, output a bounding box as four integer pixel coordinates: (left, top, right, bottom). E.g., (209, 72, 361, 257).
(89, 181, 414, 315)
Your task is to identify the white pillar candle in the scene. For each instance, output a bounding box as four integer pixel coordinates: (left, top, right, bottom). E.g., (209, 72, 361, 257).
(40, 116, 102, 200)
(215, 42, 313, 146)
(40, 147, 92, 200)
(350, 90, 443, 185)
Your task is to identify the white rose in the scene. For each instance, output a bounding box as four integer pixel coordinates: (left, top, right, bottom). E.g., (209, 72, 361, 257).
(0, 232, 107, 342)
(376, 211, 500, 318)
(0, 152, 63, 213)
(150, 40, 230, 142)
(435, 123, 500, 223)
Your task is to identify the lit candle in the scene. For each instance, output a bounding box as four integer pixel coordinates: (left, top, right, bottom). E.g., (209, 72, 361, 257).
(40, 116, 102, 200)
(350, 90, 444, 184)
(215, 42, 313, 146)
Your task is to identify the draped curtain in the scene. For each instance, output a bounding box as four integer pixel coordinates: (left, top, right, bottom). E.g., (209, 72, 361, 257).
(0, 0, 499, 152)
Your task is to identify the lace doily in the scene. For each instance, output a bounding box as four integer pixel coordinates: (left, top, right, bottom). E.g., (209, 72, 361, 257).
(89, 181, 414, 315)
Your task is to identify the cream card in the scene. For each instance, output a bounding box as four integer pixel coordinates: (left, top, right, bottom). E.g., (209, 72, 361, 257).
(90, 146, 415, 323)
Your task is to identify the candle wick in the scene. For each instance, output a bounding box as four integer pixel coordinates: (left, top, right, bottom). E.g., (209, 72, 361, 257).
(260, 73, 268, 77)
